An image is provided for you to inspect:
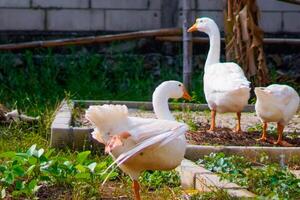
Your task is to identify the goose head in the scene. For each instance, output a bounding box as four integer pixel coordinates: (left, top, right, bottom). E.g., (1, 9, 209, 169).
(153, 81, 191, 120)
(187, 17, 218, 35)
(254, 87, 276, 103)
(154, 80, 191, 101)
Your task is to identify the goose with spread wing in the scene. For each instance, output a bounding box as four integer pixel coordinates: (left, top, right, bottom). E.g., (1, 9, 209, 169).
(86, 81, 191, 200)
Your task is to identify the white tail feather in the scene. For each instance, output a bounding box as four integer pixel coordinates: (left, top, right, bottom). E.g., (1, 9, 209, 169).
(102, 124, 187, 185)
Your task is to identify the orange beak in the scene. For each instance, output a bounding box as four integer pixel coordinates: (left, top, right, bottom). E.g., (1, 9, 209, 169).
(187, 23, 197, 32)
(182, 87, 192, 101)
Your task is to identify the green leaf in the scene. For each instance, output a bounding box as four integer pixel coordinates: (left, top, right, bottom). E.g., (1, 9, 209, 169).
(16, 152, 29, 159)
(0, 165, 7, 173)
(28, 179, 39, 192)
(26, 165, 36, 176)
(12, 165, 25, 177)
(75, 172, 90, 179)
(28, 156, 37, 165)
(87, 162, 97, 173)
(15, 180, 24, 190)
(5, 172, 14, 184)
(76, 151, 90, 164)
(75, 164, 86, 173)
(44, 149, 55, 159)
(39, 155, 48, 164)
(26, 144, 37, 156)
(0, 151, 16, 158)
(95, 162, 107, 172)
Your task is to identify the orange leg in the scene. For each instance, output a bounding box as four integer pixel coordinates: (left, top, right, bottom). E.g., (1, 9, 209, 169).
(235, 112, 242, 133)
(132, 180, 141, 200)
(274, 123, 284, 146)
(257, 122, 268, 142)
(208, 110, 216, 132)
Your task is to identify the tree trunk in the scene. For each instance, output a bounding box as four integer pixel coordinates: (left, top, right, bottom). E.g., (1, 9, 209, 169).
(224, 0, 269, 86)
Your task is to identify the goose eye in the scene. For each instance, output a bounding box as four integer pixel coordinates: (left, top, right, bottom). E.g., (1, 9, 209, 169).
(178, 84, 182, 87)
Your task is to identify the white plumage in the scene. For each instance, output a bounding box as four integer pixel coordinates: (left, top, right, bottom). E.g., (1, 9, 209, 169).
(85, 81, 191, 200)
(204, 62, 250, 113)
(85, 105, 187, 180)
(255, 84, 299, 145)
(188, 17, 250, 132)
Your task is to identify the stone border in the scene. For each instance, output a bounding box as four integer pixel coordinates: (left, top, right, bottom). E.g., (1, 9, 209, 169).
(185, 145, 300, 164)
(73, 99, 255, 112)
(178, 159, 256, 198)
(50, 100, 96, 149)
(50, 100, 255, 148)
(50, 100, 300, 165)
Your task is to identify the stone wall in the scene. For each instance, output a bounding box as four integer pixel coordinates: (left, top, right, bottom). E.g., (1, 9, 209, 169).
(0, 0, 299, 33)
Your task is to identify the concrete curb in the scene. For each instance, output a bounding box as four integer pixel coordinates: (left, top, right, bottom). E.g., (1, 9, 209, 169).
(50, 100, 300, 164)
(50, 100, 256, 148)
(73, 100, 255, 112)
(185, 145, 300, 163)
(178, 159, 256, 198)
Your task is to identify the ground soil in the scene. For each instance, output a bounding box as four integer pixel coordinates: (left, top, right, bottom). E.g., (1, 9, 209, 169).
(74, 108, 300, 147)
(186, 126, 300, 147)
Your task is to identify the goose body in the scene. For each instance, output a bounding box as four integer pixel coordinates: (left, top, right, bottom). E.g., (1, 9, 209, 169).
(255, 84, 299, 145)
(188, 17, 250, 132)
(87, 107, 188, 179)
(204, 62, 250, 113)
(86, 81, 191, 200)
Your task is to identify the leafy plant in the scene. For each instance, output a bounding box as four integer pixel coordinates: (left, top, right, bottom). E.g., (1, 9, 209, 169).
(0, 144, 118, 198)
(198, 152, 300, 199)
(140, 170, 180, 189)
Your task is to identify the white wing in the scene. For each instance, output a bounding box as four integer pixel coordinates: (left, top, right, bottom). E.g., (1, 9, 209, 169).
(102, 118, 188, 184)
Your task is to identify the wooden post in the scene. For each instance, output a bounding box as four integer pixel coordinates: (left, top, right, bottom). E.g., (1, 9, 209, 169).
(182, 0, 193, 91)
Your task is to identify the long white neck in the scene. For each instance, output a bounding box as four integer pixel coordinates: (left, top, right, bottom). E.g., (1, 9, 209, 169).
(152, 86, 174, 121)
(204, 24, 221, 68)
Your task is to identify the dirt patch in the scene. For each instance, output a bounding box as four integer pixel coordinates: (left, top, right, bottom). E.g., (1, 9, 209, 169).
(186, 124, 300, 147)
(99, 181, 131, 200)
(36, 185, 72, 200)
(73, 108, 300, 147)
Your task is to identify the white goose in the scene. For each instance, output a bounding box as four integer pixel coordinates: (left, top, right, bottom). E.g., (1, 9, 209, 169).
(255, 84, 299, 146)
(188, 17, 251, 132)
(86, 81, 191, 200)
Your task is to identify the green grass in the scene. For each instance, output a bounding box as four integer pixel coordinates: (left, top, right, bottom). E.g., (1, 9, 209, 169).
(0, 103, 182, 199)
(0, 47, 189, 198)
(0, 49, 205, 111)
(1, 47, 299, 199)
(189, 189, 239, 200)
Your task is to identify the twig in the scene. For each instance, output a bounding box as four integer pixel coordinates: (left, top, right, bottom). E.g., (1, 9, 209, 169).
(0, 28, 182, 51)
(3, 109, 40, 123)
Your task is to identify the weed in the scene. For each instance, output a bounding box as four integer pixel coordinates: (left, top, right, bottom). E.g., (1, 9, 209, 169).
(189, 189, 238, 200)
(140, 170, 180, 189)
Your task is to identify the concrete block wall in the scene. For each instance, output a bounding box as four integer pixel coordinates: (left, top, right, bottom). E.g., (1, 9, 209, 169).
(0, 0, 298, 33)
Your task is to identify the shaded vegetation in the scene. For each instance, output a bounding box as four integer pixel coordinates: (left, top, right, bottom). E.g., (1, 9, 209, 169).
(0, 48, 205, 112)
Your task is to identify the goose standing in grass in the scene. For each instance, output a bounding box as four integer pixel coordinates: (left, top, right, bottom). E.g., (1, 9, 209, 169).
(86, 81, 191, 200)
(188, 17, 250, 132)
(255, 84, 299, 146)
